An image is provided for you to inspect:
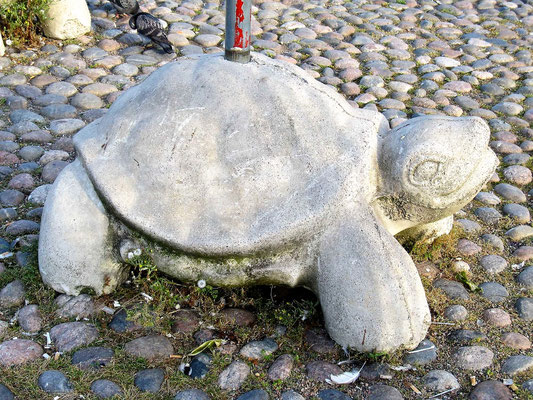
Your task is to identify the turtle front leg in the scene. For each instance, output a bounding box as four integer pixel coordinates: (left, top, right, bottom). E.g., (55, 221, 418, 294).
(39, 159, 128, 295)
(316, 207, 431, 353)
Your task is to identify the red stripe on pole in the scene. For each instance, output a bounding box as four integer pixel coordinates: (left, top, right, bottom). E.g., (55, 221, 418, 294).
(234, 0, 244, 47)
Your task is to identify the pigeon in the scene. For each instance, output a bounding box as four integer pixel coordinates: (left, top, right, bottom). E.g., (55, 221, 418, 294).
(129, 12, 174, 54)
(109, 0, 140, 15)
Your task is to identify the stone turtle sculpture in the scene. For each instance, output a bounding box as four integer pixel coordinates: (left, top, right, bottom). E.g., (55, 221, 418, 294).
(39, 53, 498, 352)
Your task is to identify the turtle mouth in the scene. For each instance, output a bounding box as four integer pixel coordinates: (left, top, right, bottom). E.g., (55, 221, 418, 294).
(430, 147, 498, 211)
(464, 147, 499, 193)
(449, 118, 497, 201)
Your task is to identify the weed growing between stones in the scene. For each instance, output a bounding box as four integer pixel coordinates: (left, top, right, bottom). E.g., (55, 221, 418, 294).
(126, 252, 182, 329)
(0, 251, 335, 398)
(271, 299, 317, 328)
(0, 242, 53, 305)
(0, 0, 52, 46)
(129, 250, 158, 282)
(405, 225, 461, 263)
(1, 236, 530, 398)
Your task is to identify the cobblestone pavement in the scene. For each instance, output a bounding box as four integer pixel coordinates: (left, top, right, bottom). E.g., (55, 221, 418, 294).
(0, 0, 533, 398)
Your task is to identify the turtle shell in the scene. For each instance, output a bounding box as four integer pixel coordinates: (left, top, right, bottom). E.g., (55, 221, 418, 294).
(74, 53, 388, 256)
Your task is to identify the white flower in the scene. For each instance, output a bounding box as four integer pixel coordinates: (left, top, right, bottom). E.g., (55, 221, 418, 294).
(127, 252, 134, 259)
(197, 279, 206, 288)
(5, 39, 12, 46)
(141, 292, 153, 301)
(133, 248, 142, 256)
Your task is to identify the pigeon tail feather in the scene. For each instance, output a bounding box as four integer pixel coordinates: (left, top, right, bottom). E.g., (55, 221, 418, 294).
(158, 39, 174, 54)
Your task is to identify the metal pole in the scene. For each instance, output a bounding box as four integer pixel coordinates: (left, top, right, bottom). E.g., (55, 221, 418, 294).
(225, 0, 251, 63)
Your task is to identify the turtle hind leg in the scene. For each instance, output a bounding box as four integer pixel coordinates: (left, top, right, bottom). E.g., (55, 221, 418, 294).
(316, 208, 431, 353)
(39, 159, 128, 295)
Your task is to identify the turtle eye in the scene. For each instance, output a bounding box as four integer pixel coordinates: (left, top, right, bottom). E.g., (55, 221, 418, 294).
(408, 159, 444, 187)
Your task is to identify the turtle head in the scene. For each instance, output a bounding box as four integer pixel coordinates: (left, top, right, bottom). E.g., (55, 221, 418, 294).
(375, 116, 498, 233)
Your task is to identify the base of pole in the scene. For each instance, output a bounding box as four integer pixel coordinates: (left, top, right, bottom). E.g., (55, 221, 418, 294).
(225, 49, 251, 63)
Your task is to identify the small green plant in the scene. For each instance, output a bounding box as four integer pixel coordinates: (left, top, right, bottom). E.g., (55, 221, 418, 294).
(0, 0, 52, 46)
(127, 249, 181, 315)
(196, 283, 219, 300)
(406, 227, 459, 262)
(186, 339, 224, 357)
(456, 271, 482, 293)
(367, 351, 388, 361)
(129, 251, 158, 281)
(0, 242, 54, 305)
(273, 299, 316, 327)
(61, 37, 81, 46)
(261, 349, 275, 362)
(440, 7, 455, 14)
(272, 379, 284, 390)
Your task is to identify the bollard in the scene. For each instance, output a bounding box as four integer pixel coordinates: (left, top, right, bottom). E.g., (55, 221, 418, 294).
(225, 0, 251, 63)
